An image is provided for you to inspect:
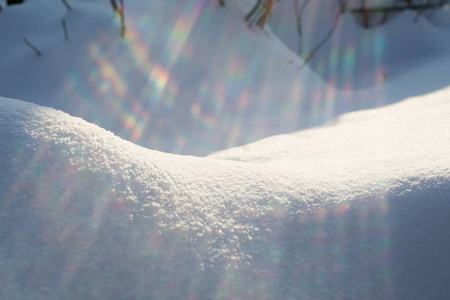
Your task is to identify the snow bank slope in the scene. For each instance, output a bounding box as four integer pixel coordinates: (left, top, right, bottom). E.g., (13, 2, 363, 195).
(1, 93, 450, 299)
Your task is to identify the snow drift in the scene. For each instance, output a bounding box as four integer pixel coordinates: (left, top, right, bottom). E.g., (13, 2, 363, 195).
(1, 91, 449, 299)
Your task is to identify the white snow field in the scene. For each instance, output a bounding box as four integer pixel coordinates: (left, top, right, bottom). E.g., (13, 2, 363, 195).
(1, 0, 450, 299)
(1, 90, 450, 299)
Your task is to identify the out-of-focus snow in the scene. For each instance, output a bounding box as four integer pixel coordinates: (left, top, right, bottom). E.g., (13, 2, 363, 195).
(0, 0, 312, 155)
(1, 90, 449, 298)
(1, 0, 450, 155)
(270, 0, 450, 89)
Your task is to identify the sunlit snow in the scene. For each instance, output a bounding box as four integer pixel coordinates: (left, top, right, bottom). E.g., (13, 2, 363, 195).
(1, 88, 450, 298)
(1, 0, 450, 299)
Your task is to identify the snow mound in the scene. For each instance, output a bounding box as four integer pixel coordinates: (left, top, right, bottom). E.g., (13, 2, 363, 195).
(1, 93, 450, 299)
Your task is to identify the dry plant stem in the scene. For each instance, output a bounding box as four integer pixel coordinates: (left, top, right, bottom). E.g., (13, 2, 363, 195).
(110, 0, 126, 38)
(295, 0, 310, 57)
(350, 2, 445, 14)
(61, 0, 71, 11)
(23, 38, 41, 56)
(245, 0, 263, 23)
(245, 0, 284, 28)
(120, 0, 124, 13)
(350, 1, 446, 24)
(109, 0, 119, 13)
(256, 0, 275, 28)
(245, 0, 275, 28)
(62, 18, 69, 41)
(120, 0, 126, 38)
(300, 0, 348, 69)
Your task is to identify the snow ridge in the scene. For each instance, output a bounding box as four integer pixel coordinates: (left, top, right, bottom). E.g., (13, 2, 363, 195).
(1, 94, 450, 298)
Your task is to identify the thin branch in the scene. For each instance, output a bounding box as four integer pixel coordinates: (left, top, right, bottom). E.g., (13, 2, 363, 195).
(61, 0, 72, 12)
(299, 0, 348, 69)
(120, 0, 124, 14)
(245, 0, 263, 22)
(294, 0, 310, 56)
(110, 0, 126, 38)
(23, 38, 41, 56)
(350, 2, 445, 14)
(351, 1, 448, 24)
(62, 18, 69, 41)
(109, 0, 119, 14)
(252, 0, 276, 28)
(120, 0, 126, 38)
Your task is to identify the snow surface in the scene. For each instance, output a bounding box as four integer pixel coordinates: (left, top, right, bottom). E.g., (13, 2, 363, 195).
(1, 91, 450, 298)
(1, 0, 450, 299)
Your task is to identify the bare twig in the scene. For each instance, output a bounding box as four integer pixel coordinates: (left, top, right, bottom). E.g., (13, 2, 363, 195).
(294, 0, 310, 56)
(119, 0, 125, 14)
(256, 0, 275, 28)
(299, 0, 348, 69)
(120, 0, 126, 38)
(351, 1, 447, 24)
(109, 0, 126, 38)
(109, 0, 119, 13)
(244, 0, 276, 28)
(23, 38, 41, 56)
(62, 18, 69, 41)
(61, 0, 72, 11)
(245, 0, 263, 22)
(350, 2, 445, 14)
